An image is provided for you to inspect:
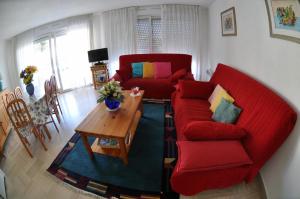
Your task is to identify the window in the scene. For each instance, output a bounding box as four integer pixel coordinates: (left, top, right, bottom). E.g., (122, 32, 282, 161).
(136, 17, 162, 53)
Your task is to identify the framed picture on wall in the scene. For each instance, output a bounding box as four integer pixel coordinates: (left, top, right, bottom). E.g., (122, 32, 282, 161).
(265, 0, 300, 44)
(221, 7, 237, 36)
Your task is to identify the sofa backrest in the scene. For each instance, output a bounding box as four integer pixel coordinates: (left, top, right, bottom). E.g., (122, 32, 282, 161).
(210, 63, 297, 180)
(119, 53, 192, 73)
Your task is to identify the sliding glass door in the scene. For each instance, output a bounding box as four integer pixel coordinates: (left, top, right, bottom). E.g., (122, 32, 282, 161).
(33, 28, 92, 93)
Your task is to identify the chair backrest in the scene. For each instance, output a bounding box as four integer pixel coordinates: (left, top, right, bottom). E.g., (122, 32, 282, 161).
(50, 75, 58, 95)
(14, 87, 24, 100)
(119, 53, 192, 73)
(44, 80, 54, 107)
(2, 91, 15, 108)
(6, 98, 33, 130)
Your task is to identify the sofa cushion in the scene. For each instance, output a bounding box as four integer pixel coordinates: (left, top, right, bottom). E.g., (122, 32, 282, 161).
(116, 70, 131, 81)
(176, 141, 253, 172)
(153, 62, 172, 79)
(173, 97, 213, 140)
(213, 98, 242, 123)
(122, 78, 174, 99)
(210, 86, 234, 112)
(179, 80, 214, 99)
(183, 121, 247, 140)
(132, 62, 143, 77)
(143, 62, 154, 78)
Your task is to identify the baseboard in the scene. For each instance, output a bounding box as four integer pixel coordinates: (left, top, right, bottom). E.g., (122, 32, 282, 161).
(258, 173, 268, 199)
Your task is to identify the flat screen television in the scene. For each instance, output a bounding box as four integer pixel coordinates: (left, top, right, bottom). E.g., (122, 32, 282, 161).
(88, 48, 108, 63)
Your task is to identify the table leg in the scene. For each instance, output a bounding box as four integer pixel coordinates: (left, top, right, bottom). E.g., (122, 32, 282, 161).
(118, 138, 128, 165)
(139, 102, 144, 116)
(80, 133, 94, 159)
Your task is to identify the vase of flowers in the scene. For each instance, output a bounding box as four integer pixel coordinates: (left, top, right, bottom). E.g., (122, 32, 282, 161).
(97, 80, 124, 111)
(19, 66, 37, 96)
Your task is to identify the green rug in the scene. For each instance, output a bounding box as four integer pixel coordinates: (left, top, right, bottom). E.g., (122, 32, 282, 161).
(48, 103, 179, 198)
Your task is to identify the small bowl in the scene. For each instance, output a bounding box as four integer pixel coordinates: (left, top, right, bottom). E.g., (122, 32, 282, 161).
(131, 87, 140, 95)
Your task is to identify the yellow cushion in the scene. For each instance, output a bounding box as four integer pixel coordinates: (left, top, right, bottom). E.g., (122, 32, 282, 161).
(208, 84, 223, 104)
(143, 62, 154, 78)
(210, 88, 234, 112)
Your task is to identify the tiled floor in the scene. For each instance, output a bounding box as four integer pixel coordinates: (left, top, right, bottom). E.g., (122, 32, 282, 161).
(0, 86, 266, 199)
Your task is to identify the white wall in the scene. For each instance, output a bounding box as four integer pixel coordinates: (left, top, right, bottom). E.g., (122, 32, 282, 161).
(208, 0, 300, 198)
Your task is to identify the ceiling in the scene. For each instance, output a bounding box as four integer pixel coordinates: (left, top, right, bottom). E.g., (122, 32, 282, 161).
(0, 0, 214, 39)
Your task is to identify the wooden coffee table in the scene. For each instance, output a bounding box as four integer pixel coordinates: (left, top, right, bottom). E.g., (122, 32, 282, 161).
(75, 90, 144, 164)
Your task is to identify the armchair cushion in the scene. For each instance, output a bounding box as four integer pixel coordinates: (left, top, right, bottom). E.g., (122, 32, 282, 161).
(179, 80, 214, 99)
(183, 121, 247, 140)
(176, 141, 253, 172)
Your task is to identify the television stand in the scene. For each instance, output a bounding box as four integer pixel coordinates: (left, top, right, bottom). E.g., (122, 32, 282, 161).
(91, 64, 109, 89)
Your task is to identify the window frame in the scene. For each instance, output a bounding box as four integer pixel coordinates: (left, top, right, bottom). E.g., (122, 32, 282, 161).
(136, 16, 162, 54)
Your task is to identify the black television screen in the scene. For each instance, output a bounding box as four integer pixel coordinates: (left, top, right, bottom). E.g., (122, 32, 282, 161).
(88, 48, 108, 63)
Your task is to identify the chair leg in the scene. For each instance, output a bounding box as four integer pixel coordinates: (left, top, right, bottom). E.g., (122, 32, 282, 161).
(33, 127, 47, 151)
(50, 114, 59, 133)
(17, 134, 33, 158)
(43, 125, 51, 140)
(56, 98, 63, 115)
(22, 141, 33, 158)
(53, 106, 61, 124)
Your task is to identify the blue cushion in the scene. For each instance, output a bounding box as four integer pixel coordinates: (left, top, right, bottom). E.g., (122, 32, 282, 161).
(212, 98, 242, 124)
(132, 62, 143, 77)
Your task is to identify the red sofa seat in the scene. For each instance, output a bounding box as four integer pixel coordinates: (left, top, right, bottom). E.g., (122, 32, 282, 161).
(173, 98, 212, 140)
(112, 53, 192, 99)
(171, 64, 297, 195)
(122, 78, 173, 99)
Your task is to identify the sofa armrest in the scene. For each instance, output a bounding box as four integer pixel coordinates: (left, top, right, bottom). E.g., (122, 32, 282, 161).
(171, 140, 253, 195)
(183, 121, 247, 141)
(109, 73, 123, 83)
(178, 80, 214, 99)
(175, 141, 253, 173)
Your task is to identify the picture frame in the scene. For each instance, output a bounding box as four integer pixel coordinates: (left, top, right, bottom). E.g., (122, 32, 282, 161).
(265, 0, 300, 44)
(221, 7, 237, 36)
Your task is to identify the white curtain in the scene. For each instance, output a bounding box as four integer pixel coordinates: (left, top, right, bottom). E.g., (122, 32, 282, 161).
(102, 7, 137, 76)
(161, 4, 203, 80)
(12, 30, 37, 94)
(11, 15, 92, 95)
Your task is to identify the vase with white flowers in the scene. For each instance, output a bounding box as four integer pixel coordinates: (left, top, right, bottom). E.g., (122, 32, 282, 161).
(97, 80, 124, 111)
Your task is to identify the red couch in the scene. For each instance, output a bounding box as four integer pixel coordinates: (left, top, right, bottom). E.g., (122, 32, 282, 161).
(171, 64, 297, 195)
(111, 54, 193, 99)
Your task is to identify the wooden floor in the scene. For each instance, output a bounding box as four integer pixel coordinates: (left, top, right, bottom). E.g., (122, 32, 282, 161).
(0, 86, 266, 199)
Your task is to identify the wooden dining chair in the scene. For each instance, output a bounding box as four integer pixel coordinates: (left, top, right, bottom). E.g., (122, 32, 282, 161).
(44, 80, 61, 124)
(5, 98, 47, 158)
(50, 75, 63, 115)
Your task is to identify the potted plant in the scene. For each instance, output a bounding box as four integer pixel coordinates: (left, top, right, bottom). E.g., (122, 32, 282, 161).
(19, 66, 37, 96)
(97, 79, 124, 111)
